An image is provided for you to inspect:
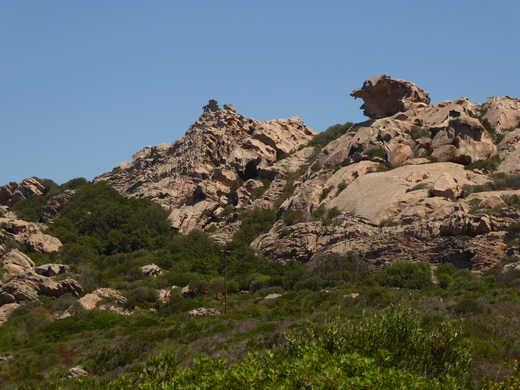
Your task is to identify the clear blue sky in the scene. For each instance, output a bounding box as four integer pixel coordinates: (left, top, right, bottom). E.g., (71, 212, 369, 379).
(1, 1, 519, 185)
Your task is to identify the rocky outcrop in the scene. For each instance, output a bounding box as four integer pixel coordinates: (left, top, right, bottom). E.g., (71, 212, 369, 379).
(0, 271, 82, 305)
(0, 178, 46, 207)
(430, 116, 496, 164)
(96, 102, 316, 234)
(39, 190, 75, 225)
(187, 307, 220, 318)
(351, 75, 430, 119)
(79, 288, 127, 310)
(1, 249, 35, 279)
(141, 264, 163, 277)
(481, 96, 520, 132)
(68, 366, 88, 378)
(35, 264, 68, 277)
(0, 218, 62, 253)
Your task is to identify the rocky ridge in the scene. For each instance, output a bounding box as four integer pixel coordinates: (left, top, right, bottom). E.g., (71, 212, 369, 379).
(1, 75, 520, 327)
(95, 101, 316, 235)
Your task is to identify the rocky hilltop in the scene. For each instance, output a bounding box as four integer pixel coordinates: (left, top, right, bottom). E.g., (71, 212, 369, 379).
(95, 101, 316, 234)
(3, 75, 520, 278)
(2, 76, 520, 386)
(93, 75, 520, 274)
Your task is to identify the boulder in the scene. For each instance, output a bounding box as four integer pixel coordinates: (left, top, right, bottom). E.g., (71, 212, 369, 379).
(187, 307, 220, 318)
(79, 288, 126, 310)
(351, 75, 430, 119)
(35, 263, 68, 277)
(1, 249, 35, 278)
(430, 116, 496, 164)
(481, 96, 520, 132)
(0, 303, 19, 325)
(140, 264, 163, 277)
(0, 271, 82, 306)
(0, 218, 62, 253)
(0, 178, 46, 207)
(68, 366, 88, 378)
(431, 173, 462, 200)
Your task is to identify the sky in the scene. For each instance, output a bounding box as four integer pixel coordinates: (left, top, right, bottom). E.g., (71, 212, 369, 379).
(1, 1, 519, 185)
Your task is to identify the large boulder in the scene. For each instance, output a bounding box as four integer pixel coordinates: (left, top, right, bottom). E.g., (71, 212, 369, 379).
(430, 116, 497, 164)
(481, 96, 520, 132)
(1, 249, 35, 279)
(351, 75, 430, 119)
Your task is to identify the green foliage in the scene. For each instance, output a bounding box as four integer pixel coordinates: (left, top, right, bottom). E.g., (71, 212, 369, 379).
(307, 122, 355, 150)
(464, 155, 501, 171)
(364, 147, 387, 160)
(232, 208, 276, 245)
(410, 125, 431, 140)
(47, 182, 172, 255)
(452, 298, 485, 315)
(378, 261, 432, 289)
(282, 208, 305, 225)
(463, 173, 520, 195)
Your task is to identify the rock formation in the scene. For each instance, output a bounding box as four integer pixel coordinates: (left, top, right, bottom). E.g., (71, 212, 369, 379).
(0, 178, 46, 207)
(0, 217, 62, 253)
(96, 101, 316, 234)
(350, 74, 430, 119)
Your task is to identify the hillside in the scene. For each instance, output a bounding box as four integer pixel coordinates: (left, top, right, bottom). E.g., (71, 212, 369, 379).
(1, 75, 520, 388)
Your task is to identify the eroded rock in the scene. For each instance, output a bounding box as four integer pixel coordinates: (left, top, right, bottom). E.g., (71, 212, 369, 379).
(351, 75, 430, 119)
(0, 178, 46, 207)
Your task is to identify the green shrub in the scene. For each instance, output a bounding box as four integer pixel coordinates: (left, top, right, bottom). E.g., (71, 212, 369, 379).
(378, 261, 432, 289)
(308, 122, 356, 150)
(232, 208, 276, 245)
(364, 147, 387, 160)
(285, 305, 471, 380)
(464, 155, 501, 171)
(282, 209, 305, 225)
(452, 298, 485, 315)
(410, 125, 431, 140)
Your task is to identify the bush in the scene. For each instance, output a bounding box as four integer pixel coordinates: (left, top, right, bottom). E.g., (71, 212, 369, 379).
(378, 261, 432, 289)
(282, 209, 305, 225)
(308, 122, 356, 150)
(284, 305, 471, 380)
(410, 125, 431, 140)
(464, 155, 501, 171)
(452, 298, 485, 315)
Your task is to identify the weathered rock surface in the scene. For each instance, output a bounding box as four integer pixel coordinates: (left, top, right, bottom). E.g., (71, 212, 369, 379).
(497, 129, 520, 174)
(96, 102, 316, 234)
(0, 271, 82, 305)
(351, 75, 430, 119)
(1, 249, 35, 279)
(141, 264, 163, 277)
(481, 96, 520, 132)
(0, 303, 19, 326)
(39, 189, 75, 225)
(0, 218, 62, 253)
(35, 263, 68, 277)
(0, 178, 46, 207)
(79, 288, 127, 310)
(187, 307, 220, 318)
(68, 366, 88, 378)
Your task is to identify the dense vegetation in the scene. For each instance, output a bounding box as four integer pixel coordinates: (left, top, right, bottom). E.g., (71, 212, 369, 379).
(1, 180, 520, 389)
